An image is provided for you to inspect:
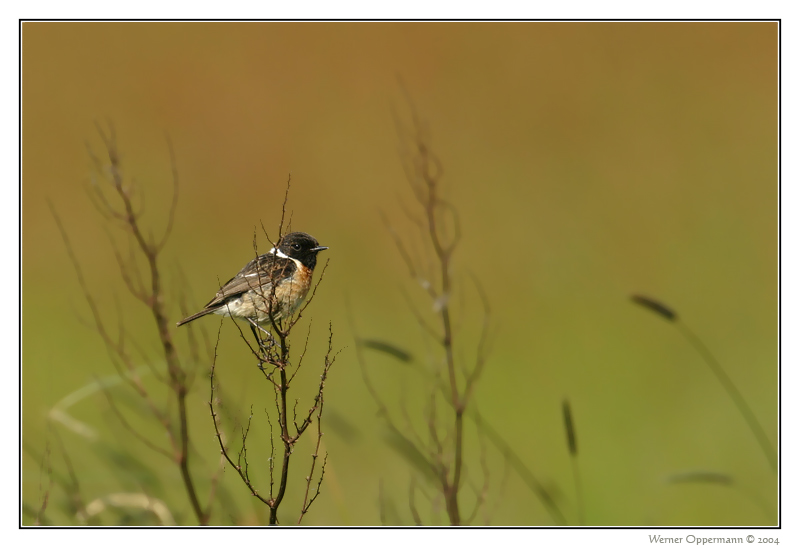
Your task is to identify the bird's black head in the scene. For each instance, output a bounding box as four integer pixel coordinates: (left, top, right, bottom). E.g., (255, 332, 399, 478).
(274, 232, 328, 269)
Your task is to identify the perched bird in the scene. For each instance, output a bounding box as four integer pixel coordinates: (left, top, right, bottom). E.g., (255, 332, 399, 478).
(177, 232, 328, 338)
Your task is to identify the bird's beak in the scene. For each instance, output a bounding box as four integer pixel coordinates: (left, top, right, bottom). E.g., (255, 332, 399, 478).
(311, 246, 329, 252)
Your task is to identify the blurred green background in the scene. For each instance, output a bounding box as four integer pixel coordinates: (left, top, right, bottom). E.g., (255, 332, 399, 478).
(22, 22, 778, 526)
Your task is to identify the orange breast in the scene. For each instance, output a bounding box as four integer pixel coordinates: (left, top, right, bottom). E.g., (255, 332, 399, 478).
(272, 264, 313, 317)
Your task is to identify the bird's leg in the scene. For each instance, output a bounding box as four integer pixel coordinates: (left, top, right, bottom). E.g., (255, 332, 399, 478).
(248, 321, 262, 348)
(248, 318, 280, 350)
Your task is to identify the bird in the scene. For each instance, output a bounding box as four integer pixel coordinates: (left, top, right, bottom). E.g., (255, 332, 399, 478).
(176, 232, 328, 340)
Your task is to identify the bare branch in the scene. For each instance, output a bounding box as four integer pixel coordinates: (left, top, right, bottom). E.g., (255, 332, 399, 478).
(95, 375, 174, 459)
(298, 342, 331, 524)
(462, 274, 491, 407)
(155, 135, 180, 253)
(209, 326, 270, 505)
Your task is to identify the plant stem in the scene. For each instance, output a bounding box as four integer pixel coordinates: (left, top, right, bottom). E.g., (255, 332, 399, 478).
(677, 322, 777, 473)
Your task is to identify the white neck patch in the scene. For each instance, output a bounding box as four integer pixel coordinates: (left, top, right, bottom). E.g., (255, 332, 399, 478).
(269, 247, 291, 259)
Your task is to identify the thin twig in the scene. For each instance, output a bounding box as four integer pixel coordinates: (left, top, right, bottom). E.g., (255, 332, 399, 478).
(209, 326, 270, 505)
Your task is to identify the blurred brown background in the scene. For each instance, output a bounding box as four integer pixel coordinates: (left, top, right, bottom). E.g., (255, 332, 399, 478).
(22, 22, 777, 525)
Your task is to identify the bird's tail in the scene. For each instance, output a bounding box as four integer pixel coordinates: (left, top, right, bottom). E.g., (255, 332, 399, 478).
(176, 307, 217, 327)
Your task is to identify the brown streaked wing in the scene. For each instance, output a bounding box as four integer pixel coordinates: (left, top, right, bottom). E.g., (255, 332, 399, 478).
(203, 254, 296, 308)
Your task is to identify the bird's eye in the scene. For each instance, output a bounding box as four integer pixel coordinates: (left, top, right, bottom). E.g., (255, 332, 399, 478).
(292, 243, 301, 250)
